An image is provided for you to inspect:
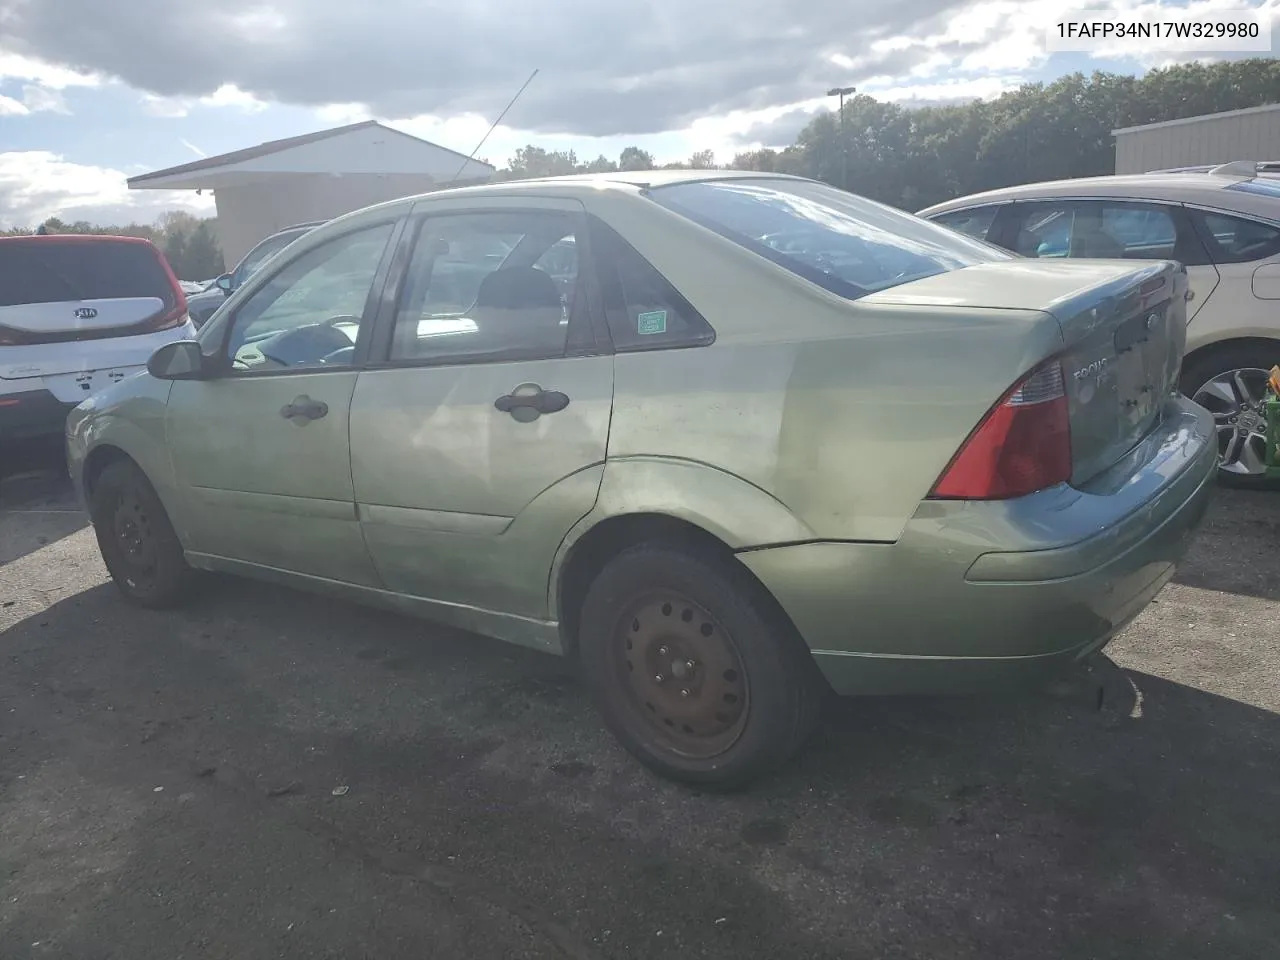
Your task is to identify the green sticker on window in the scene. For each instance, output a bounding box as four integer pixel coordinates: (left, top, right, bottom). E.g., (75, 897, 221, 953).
(636, 310, 667, 335)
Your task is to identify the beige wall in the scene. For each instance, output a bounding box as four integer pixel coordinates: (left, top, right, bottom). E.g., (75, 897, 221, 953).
(213, 173, 472, 265)
(1115, 108, 1280, 174)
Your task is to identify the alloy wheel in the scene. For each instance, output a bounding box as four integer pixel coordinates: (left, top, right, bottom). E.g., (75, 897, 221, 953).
(1193, 367, 1272, 476)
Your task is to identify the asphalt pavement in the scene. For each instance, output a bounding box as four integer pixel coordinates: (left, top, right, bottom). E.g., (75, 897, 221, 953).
(2, 440, 1279, 959)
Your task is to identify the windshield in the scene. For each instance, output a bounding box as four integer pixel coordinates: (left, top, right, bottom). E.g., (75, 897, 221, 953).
(235, 228, 310, 284)
(648, 178, 1008, 299)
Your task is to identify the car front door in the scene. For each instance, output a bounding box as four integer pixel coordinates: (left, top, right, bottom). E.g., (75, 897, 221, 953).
(1000, 198, 1221, 321)
(348, 200, 614, 631)
(165, 217, 402, 585)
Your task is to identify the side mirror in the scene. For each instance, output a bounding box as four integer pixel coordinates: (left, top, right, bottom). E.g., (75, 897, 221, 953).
(147, 340, 207, 380)
(215, 273, 234, 294)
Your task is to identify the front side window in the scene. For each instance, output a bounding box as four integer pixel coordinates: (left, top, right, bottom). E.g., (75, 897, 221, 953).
(648, 178, 1008, 300)
(389, 211, 580, 363)
(1191, 209, 1280, 264)
(930, 206, 1000, 242)
(221, 222, 393, 372)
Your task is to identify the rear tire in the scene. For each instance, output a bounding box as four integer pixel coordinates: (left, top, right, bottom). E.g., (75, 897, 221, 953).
(89, 460, 194, 608)
(1181, 342, 1280, 488)
(577, 543, 826, 788)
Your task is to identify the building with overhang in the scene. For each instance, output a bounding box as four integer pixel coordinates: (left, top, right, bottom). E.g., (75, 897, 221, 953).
(128, 120, 494, 265)
(1113, 103, 1280, 174)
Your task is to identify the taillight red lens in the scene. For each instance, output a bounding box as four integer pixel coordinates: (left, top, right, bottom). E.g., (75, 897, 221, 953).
(929, 360, 1072, 500)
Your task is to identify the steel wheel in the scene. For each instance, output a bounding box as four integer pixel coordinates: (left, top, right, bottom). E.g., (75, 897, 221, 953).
(109, 489, 160, 591)
(612, 591, 750, 760)
(1193, 367, 1272, 477)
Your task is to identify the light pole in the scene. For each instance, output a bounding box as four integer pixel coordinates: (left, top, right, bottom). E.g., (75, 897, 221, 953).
(827, 86, 856, 191)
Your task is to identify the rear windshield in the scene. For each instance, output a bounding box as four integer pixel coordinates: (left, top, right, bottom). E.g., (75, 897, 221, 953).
(0, 239, 175, 308)
(648, 178, 1010, 299)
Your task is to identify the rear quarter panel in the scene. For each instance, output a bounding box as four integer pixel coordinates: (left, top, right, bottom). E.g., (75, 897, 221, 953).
(580, 189, 1064, 543)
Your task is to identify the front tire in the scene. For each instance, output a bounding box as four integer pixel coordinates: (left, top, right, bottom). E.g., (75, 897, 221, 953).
(577, 543, 826, 788)
(89, 460, 194, 608)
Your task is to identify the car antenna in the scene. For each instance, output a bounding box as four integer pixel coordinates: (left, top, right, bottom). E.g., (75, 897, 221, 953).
(445, 68, 539, 187)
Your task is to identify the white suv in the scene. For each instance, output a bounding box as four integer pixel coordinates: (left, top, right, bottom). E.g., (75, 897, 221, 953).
(0, 234, 195, 442)
(918, 168, 1280, 483)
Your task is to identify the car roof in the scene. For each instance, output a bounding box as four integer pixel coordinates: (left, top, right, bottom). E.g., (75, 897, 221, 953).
(916, 172, 1275, 218)
(0, 233, 159, 247)
(324, 170, 813, 233)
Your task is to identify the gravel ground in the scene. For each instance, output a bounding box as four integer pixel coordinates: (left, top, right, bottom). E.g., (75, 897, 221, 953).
(2, 439, 1278, 960)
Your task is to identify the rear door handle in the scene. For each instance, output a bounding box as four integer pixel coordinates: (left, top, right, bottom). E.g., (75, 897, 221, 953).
(494, 383, 570, 422)
(280, 394, 329, 422)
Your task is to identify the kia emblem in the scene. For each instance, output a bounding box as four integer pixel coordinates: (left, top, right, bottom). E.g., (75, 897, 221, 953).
(74, 306, 98, 320)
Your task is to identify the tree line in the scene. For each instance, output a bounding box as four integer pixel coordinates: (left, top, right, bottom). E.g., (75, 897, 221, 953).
(492, 58, 1280, 211)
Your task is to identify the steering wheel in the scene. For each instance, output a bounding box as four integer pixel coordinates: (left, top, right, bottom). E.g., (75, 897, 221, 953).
(253, 315, 361, 368)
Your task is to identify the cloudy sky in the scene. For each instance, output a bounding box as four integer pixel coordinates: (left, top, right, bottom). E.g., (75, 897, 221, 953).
(0, 0, 1275, 229)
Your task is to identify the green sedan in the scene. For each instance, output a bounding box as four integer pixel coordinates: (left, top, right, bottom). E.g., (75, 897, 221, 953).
(66, 171, 1218, 786)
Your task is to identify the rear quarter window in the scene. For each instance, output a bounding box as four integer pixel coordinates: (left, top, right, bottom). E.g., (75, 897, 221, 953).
(648, 178, 1008, 300)
(0, 239, 175, 308)
(1190, 208, 1280, 264)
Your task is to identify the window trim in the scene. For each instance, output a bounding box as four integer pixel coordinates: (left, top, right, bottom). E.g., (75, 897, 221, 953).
(364, 205, 609, 371)
(587, 214, 715, 354)
(203, 216, 407, 380)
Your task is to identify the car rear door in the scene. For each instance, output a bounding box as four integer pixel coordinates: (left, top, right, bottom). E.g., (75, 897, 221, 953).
(348, 198, 614, 628)
(999, 198, 1220, 321)
(164, 216, 404, 585)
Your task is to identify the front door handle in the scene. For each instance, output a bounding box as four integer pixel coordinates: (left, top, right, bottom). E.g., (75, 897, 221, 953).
(280, 394, 329, 423)
(494, 383, 570, 422)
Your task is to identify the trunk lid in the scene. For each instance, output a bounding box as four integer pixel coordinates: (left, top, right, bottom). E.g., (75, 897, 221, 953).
(864, 258, 1187, 486)
(0, 298, 167, 337)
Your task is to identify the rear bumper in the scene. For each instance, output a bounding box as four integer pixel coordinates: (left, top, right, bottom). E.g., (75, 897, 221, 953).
(0, 389, 76, 442)
(739, 395, 1218, 696)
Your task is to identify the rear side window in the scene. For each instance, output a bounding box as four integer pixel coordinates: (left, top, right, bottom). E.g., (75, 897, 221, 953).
(0, 239, 176, 308)
(649, 178, 1007, 300)
(930, 206, 1000, 241)
(588, 216, 713, 350)
(1190, 209, 1280, 264)
(1008, 200, 1211, 266)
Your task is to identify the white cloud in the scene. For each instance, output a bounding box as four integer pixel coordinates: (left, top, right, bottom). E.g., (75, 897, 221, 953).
(199, 83, 268, 112)
(180, 138, 208, 159)
(0, 151, 213, 230)
(315, 102, 373, 125)
(0, 94, 27, 116)
(21, 83, 68, 113)
(141, 82, 268, 118)
(0, 52, 99, 89)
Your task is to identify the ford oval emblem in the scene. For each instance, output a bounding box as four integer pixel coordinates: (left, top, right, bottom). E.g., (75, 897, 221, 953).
(74, 306, 98, 320)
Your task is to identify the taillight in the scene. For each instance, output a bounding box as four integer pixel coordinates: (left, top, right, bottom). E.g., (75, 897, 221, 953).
(929, 359, 1071, 500)
(146, 247, 190, 332)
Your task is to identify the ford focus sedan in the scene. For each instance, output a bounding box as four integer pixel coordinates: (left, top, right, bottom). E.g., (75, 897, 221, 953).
(67, 171, 1217, 786)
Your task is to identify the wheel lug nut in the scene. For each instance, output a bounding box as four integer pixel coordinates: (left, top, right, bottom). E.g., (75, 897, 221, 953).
(657, 645, 669, 656)
(653, 674, 664, 684)
(680, 688, 690, 698)
(685, 659, 696, 670)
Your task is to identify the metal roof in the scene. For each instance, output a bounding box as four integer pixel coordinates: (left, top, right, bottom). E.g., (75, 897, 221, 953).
(1112, 102, 1280, 136)
(127, 120, 495, 189)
